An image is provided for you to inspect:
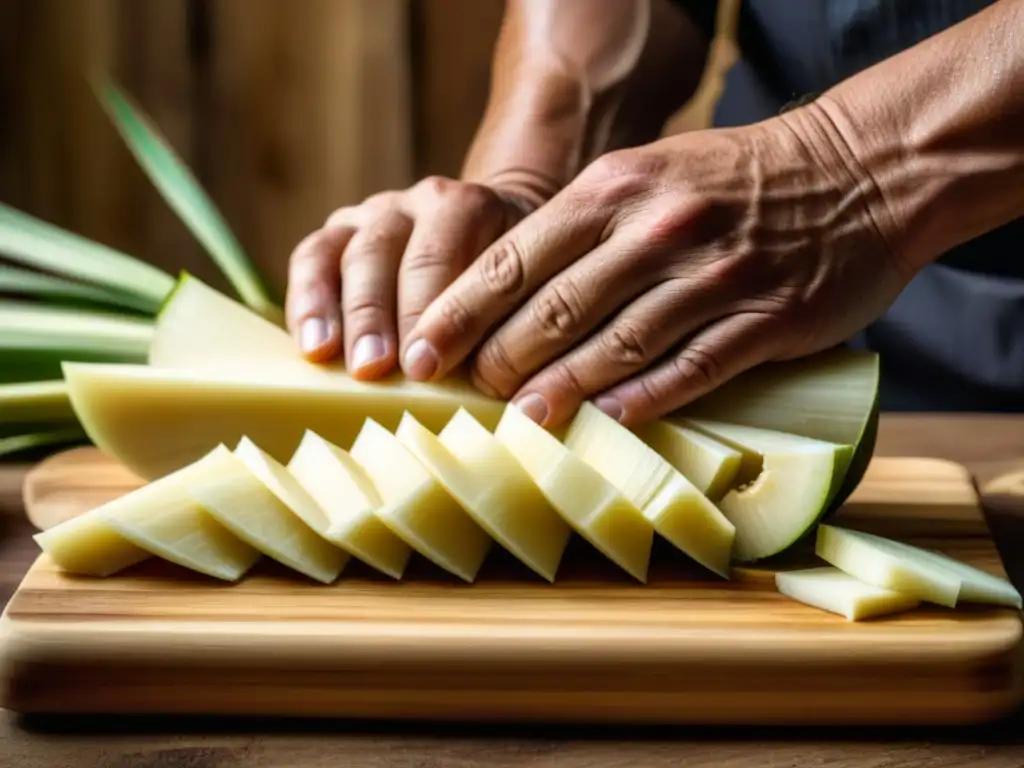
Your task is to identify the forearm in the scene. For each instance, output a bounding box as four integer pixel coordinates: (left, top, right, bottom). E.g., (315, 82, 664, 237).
(461, 0, 712, 206)
(785, 0, 1024, 275)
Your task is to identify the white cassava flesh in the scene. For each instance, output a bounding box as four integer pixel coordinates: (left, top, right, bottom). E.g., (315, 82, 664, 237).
(62, 362, 505, 481)
(816, 525, 1022, 609)
(233, 437, 346, 552)
(349, 417, 492, 583)
(563, 403, 735, 578)
(493, 405, 654, 583)
(397, 409, 572, 582)
(286, 430, 412, 579)
(186, 445, 349, 584)
(38, 446, 261, 581)
(149, 273, 502, 407)
(775, 566, 921, 621)
(632, 419, 745, 500)
(34, 512, 151, 577)
(682, 419, 851, 562)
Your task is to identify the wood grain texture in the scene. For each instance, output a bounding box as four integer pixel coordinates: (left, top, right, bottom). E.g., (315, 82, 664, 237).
(2, 452, 1022, 726)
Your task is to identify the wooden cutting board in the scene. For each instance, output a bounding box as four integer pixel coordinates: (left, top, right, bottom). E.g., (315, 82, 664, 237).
(2, 449, 1022, 726)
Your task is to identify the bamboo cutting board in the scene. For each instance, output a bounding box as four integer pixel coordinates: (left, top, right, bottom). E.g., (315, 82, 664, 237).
(1, 450, 1022, 725)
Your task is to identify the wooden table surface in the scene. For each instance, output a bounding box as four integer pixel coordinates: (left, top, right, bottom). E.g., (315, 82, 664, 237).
(3, 412, 1024, 768)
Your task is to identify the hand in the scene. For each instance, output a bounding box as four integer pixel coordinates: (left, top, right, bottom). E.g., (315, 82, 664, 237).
(284, 176, 541, 378)
(400, 105, 914, 427)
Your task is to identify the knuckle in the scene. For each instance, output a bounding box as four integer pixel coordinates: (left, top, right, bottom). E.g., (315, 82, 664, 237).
(673, 345, 721, 389)
(603, 321, 650, 367)
(343, 216, 407, 262)
(345, 291, 388, 323)
(548, 361, 586, 399)
(479, 239, 526, 297)
(323, 206, 357, 230)
(577, 150, 655, 204)
(435, 294, 475, 341)
(532, 280, 586, 340)
(473, 338, 522, 398)
(402, 248, 451, 276)
(290, 230, 333, 271)
(416, 174, 457, 198)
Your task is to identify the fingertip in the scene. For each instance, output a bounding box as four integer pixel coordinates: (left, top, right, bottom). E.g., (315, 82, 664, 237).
(349, 333, 397, 380)
(297, 314, 343, 363)
(401, 337, 441, 381)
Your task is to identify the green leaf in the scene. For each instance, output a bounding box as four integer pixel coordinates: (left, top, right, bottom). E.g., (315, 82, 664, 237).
(0, 203, 174, 312)
(0, 300, 152, 382)
(95, 77, 282, 322)
(0, 427, 88, 459)
(0, 264, 154, 314)
(0, 381, 75, 424)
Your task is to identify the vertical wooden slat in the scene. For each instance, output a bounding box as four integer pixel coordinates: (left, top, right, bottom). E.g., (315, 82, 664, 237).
(110, 0, 210, 286)
(0, 0, 204, 281)
(203, 0, 414, 297)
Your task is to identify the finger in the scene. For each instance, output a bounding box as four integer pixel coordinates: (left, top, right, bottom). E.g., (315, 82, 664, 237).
(468, 234, 666, 399)
(341, 209, 414, 379)
(285, 222, 356, 362)
(397, 189, 507, 376)
(591, 311, 787, 427)
(401, 188, 611, 381)
(507, 277, 729, 426)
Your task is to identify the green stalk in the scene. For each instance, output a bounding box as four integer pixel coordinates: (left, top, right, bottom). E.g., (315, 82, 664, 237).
(0, 300, 152, 383)
(0, 381, 75, 424)
(0, 264, 152, 314)
(0, 427, 88, 459)
(0, 203, 174, 312)
(95, 77, 283, 324)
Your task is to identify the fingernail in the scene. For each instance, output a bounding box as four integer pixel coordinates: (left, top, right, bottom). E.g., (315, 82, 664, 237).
(403, 338, 439, 380)
(514, 393, 549, 425)
(351, 334, 385, 372)
(594, 395, 624, 422)
(300, 317, 329, 353)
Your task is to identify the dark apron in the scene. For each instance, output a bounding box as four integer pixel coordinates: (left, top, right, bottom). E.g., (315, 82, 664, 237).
(674, 0, 1024, 411)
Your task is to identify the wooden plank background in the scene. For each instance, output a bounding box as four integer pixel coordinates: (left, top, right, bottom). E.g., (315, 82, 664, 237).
(0, 0, 737, 298)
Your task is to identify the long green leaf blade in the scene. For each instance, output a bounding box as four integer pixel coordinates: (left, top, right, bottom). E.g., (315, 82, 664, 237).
(0, 300, 152, 382)
(0, 381, 75, 424)
(0, 203, 174, 311)
(0, 264, 154, 314)
(0, 427, 88, 459)
(95, 78, 281, 321)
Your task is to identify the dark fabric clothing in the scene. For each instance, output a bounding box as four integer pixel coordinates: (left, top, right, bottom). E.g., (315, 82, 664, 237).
(669, 0, 1024, 411)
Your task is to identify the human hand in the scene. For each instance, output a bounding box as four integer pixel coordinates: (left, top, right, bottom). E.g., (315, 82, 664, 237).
(284, 177, 542, 378)
(400, 105, 914, 427)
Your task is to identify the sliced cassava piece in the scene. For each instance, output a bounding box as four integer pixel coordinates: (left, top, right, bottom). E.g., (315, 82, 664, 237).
(33, 509, 151, 578)
(38, 445, 261, 581)
(62, 361, 505, 482)
(148, 273, 502, 408)
(348, 417, 493, 583)
(681, 419, 852, 563)
(563, 403, 735, 578)
(186, 445, 349, 584)
(632, 419, 746, 500)
(676, 346, 880, 507)
(233, 436, 348, 556)
(492, 404, 654, 583)
(287, 430, 412, 579)
(816, 524, 1022, 609)
(396, 409, 572, 582)
(775, 566, 921, 621)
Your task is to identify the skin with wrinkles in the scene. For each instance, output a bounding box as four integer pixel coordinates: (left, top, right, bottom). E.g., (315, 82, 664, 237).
(286, 0, 1024, 429)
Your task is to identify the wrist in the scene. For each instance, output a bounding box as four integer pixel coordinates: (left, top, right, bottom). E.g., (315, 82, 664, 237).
(462, 65, 590, 200)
